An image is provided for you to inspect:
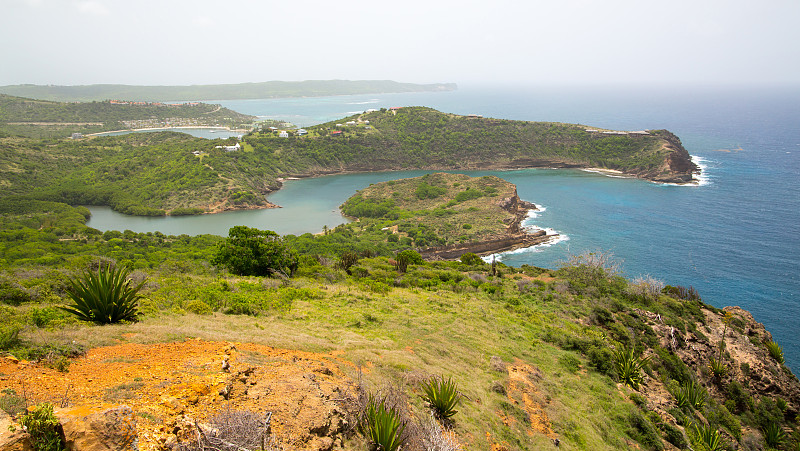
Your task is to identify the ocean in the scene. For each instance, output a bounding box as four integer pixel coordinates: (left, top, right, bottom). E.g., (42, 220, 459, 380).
(88, 85, 800, 370)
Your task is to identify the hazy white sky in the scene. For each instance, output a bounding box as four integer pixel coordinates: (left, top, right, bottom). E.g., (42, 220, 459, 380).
(2, 0, 799, 86)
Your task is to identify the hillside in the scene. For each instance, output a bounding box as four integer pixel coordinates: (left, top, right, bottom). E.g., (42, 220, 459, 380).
(0, 106, 698, 217)
(0, 80, 458, 103)
(0, 94, 255, 138)
(0, 172, 798, 450)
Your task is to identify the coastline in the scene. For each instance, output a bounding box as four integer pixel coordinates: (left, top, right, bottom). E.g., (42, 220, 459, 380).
(86, 125, 251, 137)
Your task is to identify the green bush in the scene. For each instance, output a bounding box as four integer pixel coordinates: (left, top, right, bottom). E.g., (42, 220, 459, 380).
(60, 264, 143, 324)
(19, 403, 64, 451)
(212, 226, 298, 277)
(184, 299, 212, 315)
(762, 422, 785, 449)
(627, 411, 664, 451)
(361, 396, 406, 451)
(766, 341, 785, 364)
(690, 422, 724, 451)
(613, 345, 648, 390)
(673, 380, 707, 410)
(459, 252, 483, 266)
(0, 323, 22, 350)
(420, 376, 462, 420)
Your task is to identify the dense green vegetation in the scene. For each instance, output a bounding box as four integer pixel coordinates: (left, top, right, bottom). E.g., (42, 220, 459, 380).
(0, 80, 457, 102)
(0, 94, 255, 138)
(1, 173, 798, 450)
(341, 173, 518, 247)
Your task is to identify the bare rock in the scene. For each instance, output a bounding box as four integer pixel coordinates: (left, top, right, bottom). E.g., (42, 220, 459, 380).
(55, 404, 138, 451)
(0, 410, 32, 451)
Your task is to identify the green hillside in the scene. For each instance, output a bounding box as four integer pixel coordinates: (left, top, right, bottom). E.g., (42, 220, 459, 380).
(0, 174, 797, 451)
(0, 94, 255, 138)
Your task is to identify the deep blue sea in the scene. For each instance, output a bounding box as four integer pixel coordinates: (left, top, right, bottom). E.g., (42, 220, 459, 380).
(90, 85, 800, 370)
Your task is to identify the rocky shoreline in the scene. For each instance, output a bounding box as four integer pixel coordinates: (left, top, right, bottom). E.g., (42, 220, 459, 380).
(419, 189, 556, 260)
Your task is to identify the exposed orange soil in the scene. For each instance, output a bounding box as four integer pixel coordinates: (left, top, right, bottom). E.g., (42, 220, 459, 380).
(0, 339, 356, 450)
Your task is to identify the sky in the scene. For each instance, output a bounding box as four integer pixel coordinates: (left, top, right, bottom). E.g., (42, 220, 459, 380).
(2, 0, 799, 87)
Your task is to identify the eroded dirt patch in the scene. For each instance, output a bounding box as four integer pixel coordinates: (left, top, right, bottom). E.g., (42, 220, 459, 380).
(0, 339, 356, 450)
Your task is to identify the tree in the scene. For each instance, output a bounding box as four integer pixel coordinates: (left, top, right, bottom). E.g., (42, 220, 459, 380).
(212, 226, 298, 277)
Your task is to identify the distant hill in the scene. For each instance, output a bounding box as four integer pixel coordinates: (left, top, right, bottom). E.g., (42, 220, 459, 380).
(0, 80, 458, 102)
(0, 94, 255, 138)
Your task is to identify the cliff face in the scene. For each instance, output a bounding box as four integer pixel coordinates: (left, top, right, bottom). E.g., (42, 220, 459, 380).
(418, 186, 556, 260)
(638, 130, 699, 183)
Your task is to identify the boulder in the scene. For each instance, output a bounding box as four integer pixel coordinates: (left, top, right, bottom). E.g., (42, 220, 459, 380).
(0, 410, 32, 451)
(55, 404, 137, 450)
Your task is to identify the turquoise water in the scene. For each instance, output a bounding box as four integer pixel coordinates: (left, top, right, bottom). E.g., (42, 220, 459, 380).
(86, 85, 800, 371)
(92, 127, 242, 139)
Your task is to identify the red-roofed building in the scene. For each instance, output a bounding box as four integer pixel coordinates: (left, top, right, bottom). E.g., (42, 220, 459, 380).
(330, 130, 343, 136)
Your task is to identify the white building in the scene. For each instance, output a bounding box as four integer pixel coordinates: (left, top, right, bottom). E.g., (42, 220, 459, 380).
(279, 131, 289, 138)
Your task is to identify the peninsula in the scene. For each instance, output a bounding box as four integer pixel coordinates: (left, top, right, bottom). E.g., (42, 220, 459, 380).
(0, 99, 698, 216)
(341, 172, 555, 259)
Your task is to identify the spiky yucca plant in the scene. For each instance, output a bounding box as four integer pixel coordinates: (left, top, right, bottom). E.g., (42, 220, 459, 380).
(691, 422, 725, 451)
(60, 265, 143, 324)
(762, 422, 786, 449)
(420, 376, 462, 420)
(766, 340, 785, 364)
(673, 380, 707, 410)
(612, 345, 649, 390)
(361, 396, 406, 451)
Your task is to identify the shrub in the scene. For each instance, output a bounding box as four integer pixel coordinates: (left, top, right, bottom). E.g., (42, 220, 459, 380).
(176, 407, 274, 451)
(762, 422, 785, 449)
(0, 323, 22, 350)
(19, 403, 64, 451)
(690, 422, 725, 451)
(765, 341, 785, 364)
(361, 396, 406, 451)
(613, 345, 648, 390)
(184, 300, 213, 315)
(420, 376, 462, 420)
(0, 388, 26, 417)
(627, 411, 664, 451)
(212, 226, 298, 277)
(459, 253, 483, 266)
(627, 276, 665, 302)
(708, 356, 728, 380)
(338, 251, 360, 275)
(60, 265, 143, 324)
(673, 380, 707, 410)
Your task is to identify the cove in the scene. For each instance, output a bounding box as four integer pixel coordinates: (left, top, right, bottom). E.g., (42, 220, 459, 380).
(86, 170, 436, 237)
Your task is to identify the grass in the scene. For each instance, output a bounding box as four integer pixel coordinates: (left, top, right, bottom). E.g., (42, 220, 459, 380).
(11, 270, 651, 450)
(6, 255, 773, 450)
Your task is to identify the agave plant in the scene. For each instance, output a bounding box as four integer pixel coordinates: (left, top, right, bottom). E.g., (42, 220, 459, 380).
(673, 380, 707, 410)
(420, 376, 462, 420)
(612, 345, 649, 390)
(361, 396, 406, 451)
(762, 422, 786, 449)
(60, 265, 144, 324)
(708, 356, 728, 380)
(765, 341, 785, 364)
(691, 422, 725, 451)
